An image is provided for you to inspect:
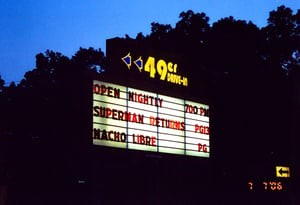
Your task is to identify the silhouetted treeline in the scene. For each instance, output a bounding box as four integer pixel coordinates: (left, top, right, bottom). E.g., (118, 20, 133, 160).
(0, 5, 299, 205)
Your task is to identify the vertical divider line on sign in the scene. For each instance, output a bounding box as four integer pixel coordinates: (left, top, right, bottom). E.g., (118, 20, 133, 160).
(126, 86, 129, 149)
(156, 93, 159, 153)
(184, 99, 186, 156)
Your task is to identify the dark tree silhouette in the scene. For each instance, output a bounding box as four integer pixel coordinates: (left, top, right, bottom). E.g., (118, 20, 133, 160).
(0, 47, 106, 205)
(175, 10, 210, 43)
(0, 75, 4, 92)
(262, 6, 300, 75)
(72, 47, 106, 73)
(135, 32, 146, 40)
(149, 22, 173, 41)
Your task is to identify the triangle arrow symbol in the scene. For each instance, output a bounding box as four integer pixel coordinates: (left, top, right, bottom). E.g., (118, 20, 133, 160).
(134, 57, 143, 72)
(121, 53, 131, 69)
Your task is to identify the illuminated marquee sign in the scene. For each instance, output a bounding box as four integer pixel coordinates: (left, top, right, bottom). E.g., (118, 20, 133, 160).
(92, 80, 210, 157)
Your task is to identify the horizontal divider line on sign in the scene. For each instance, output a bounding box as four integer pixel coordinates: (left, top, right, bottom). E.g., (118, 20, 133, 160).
(186, 129, 209, 134)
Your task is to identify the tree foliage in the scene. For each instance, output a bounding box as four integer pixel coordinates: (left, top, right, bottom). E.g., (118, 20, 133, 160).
(175, 10, 210, 43)
(262, 6, 300, 74)
(149, 22, 173, 41)
(72, 47, 106, 72)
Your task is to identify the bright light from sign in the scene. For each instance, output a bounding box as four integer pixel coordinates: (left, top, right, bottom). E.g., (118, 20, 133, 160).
(93, 80, 210, 158)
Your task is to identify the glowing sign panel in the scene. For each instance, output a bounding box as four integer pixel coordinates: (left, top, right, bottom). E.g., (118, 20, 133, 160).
(93, 80, 210, 157)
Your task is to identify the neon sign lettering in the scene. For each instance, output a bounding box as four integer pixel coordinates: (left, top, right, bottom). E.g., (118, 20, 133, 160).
(144, 56, 188, 86)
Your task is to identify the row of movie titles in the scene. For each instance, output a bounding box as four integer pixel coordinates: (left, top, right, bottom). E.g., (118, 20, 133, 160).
(93, 106, 209, 136)
(92, 125, 210, 157)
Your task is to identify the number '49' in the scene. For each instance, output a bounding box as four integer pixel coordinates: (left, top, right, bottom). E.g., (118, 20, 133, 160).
(144, 56, 176, 80)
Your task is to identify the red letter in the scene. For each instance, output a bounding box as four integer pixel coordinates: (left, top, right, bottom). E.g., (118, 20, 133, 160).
(93, 106, 100, 116)
(156, 118, 160, 127)
(112, 109, 117, 119)
(101, 85, 107, 95)
(118, 110, 124, 120)
(107, 86, 113, 97)
(181, 122, 185, 130)
(94, 84, 100, 94)
(206, 127, 209, 135)
(138, 94, 143, 103)
(113, 131, 120, 142)
(106, 108, 112, 118)
(150, 116, 156, 126)
(203, 144, 207, 152)
(145, 136, 151, 145)
(198, 143, 203, 151)
(140, 135, 145, 144)
(195, 124, 199, 132)
(151, 137, 156, 146)
(108, 131, 113, 141)
(200, 107, 205, 115)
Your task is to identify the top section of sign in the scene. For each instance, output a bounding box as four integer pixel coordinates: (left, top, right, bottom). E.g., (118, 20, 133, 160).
(120, 52, 189, 87)
(105, 38, 204, 102)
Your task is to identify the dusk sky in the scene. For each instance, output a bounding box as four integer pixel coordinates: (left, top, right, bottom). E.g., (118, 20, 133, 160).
(0, 0, 299, 84)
